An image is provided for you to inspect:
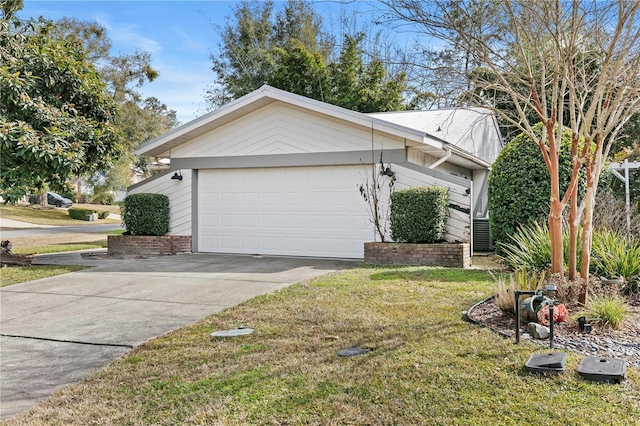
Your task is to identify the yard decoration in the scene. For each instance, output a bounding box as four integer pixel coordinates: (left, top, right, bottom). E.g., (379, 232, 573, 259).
(537, 304, 569, 326)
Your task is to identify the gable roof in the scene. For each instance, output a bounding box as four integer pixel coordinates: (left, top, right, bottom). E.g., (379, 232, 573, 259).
(368, 108, 502, 164)
(136, 85, 494, 169)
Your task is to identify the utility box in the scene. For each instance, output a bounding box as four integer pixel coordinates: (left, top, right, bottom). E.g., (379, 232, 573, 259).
(525, 352, 567, 374)
(577, 356, 627, 383)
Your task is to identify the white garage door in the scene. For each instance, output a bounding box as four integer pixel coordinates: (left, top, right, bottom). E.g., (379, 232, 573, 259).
(198, 166, 373, 258)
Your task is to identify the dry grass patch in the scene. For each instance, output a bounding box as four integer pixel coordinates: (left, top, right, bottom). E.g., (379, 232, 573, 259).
(4, 267, 639, 425)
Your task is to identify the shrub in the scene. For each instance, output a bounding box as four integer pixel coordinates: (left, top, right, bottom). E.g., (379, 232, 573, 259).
(576, 295, 629, 330)
(591, 230, 640, 294)
(98, 211, 110, 219)
(92, 191, 116, 205)
(488, 123, 581, 252)
(390, 186, 448, 243)
(592, 190, 640, 240)
(122, 193, 170, 236)
(499, 221, 587, 272)
(68, 207, 96, 220)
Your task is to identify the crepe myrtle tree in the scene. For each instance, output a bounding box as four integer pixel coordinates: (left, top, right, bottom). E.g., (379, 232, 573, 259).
(384, 0, 640, 302)
(0, 16, 122, 203)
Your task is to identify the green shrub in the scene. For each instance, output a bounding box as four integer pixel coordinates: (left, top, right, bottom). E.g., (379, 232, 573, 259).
(501, 222, 638, 290)
(488, 123, 581, 252)
(390, 186, 448, 243)
(92, 191, 116, 205)
(98, 211, 110, 219)
(68, 207, 96, 220)
(591, 230, 640, 293)
(576, 295, 629, 330)
(122, 193, 170, 236)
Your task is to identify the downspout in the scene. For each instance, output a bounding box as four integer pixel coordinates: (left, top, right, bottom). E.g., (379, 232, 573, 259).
(429, 147, 452, 169)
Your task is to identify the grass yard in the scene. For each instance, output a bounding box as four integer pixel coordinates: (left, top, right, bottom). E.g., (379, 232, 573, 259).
(0, 204, 119, 226)
(4, 266, 638, 425)
(8, 234, 108, 255)
(0, 265, 87, 288)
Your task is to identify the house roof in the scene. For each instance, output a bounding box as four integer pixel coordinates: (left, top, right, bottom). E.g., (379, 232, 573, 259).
(136, 85, 493, 169)
(367, 108, 492, 146)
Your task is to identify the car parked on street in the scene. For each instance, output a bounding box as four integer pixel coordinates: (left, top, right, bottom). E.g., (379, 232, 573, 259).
(28, 192, 73, 208)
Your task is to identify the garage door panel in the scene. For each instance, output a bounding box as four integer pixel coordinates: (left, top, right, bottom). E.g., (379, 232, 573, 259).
(241, 214, 260, 227)
(283, 215, 304, 228)
(198, 166, 371, 258)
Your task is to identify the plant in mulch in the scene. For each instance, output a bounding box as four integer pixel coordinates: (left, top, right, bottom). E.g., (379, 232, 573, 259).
(493, 266, 545, 316)
(575, 295, 629, 330)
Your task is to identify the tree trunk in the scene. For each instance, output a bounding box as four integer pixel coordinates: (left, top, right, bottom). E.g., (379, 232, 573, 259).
(579, 184, 595, 304)
(549, 203, 564, 275)
(568, 180, 578, 281)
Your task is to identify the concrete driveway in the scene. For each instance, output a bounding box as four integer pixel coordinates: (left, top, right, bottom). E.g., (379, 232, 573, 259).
(0, 252, 356, 419)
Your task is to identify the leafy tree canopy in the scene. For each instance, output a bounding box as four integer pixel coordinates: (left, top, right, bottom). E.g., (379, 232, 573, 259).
(208, 0, 407, 113)
(0, 17, 123, 202)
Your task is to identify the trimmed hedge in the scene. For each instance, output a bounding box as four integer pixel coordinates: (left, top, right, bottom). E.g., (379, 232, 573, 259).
(68, 207, 96, 220)
(98, 211, 110, 219)
(122, 193, 170, 236)
(488, 123, 582, 252)
(390, 186, 449, 243)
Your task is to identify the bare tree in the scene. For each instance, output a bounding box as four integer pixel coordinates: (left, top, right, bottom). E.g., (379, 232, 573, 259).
(384, 0, 640, 302)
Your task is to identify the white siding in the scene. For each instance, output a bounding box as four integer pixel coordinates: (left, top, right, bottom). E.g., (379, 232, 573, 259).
(393, 164, 471, 243)
(172, 102, 406, 158)
(129, 170, 192, 236)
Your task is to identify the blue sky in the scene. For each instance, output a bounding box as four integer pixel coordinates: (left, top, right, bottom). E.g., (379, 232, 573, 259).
(19, 1, 395, 125)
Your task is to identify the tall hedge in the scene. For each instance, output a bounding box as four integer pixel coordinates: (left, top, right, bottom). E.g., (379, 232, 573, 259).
(122, 193, 170, 236)
(488, 123, 582, 251)
(390, 186, 449, 243)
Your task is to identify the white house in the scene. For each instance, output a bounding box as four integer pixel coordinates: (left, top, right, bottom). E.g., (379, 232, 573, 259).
(131, 85, 502, 259)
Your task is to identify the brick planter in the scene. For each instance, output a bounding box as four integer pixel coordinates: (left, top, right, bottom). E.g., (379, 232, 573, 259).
(108, 235, 192, 256)
(364, 242, 471, 268)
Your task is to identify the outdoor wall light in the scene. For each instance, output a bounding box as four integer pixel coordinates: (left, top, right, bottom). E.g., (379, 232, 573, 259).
(171, 170, 183, 181)
(383, 167, 395, 177)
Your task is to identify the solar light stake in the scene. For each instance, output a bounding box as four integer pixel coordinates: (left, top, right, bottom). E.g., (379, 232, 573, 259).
(549, 305, 555, 349)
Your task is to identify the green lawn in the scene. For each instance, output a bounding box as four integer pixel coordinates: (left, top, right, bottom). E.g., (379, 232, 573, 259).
(0, 204, 119, 226)
(0, 265, 87, 287)
(5, 266, 638, 425)
(11, 241, 107, 255)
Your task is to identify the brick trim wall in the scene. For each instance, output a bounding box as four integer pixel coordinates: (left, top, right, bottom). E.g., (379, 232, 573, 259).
(108, 235, 192, 255)
(364, 242, 471, 268)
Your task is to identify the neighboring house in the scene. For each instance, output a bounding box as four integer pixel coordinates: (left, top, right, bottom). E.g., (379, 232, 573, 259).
(131, 85, 502, 259)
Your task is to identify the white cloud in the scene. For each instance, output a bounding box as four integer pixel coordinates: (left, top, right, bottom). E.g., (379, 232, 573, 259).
(138, 61, 213, 125)
(96, 17, 162, 53)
